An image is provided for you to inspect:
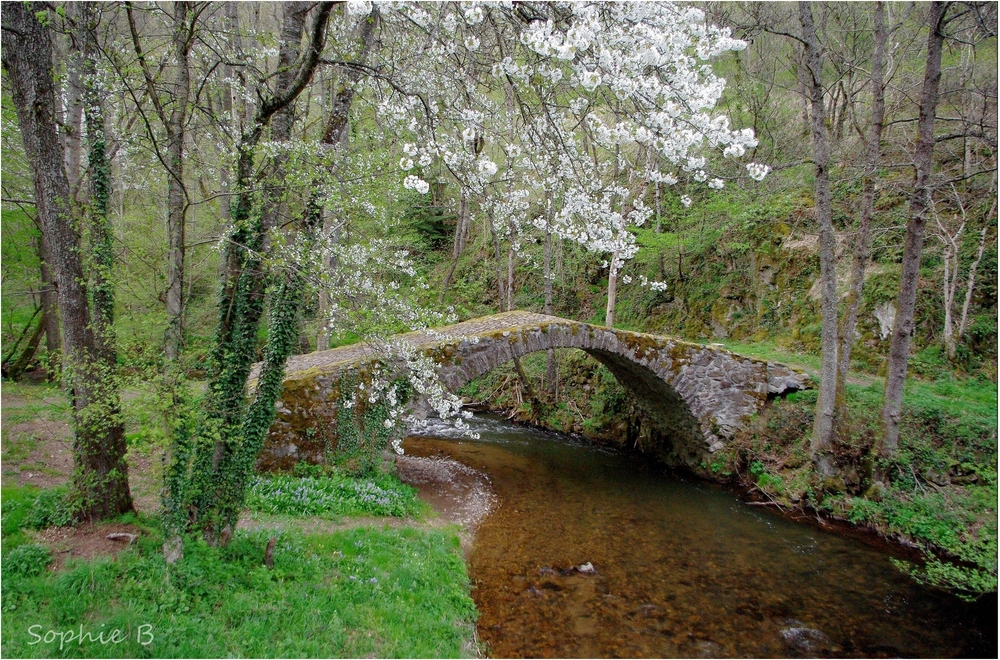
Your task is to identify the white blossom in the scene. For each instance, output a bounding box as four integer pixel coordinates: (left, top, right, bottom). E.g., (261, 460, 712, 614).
(345, 0, 372, 16)
(403, 175, 430, 194)
(746, 163, 771, 181)
(464, 4, 484, 25)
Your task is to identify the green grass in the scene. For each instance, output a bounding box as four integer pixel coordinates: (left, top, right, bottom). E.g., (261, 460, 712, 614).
(1, 484, 477, 658)
(1, 485, 40, 552)
(1, 525, 476, 658)
(1, 432, 41, 464)
(718, 338, 823, 375)
(246, 470, 427, 519)
(0, 382, 70, 426)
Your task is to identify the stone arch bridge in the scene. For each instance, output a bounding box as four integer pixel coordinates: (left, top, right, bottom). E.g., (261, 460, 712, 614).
(253, 311, 809, 471)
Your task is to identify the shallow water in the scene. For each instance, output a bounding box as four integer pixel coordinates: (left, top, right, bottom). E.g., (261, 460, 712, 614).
(404, 415, 997, 658)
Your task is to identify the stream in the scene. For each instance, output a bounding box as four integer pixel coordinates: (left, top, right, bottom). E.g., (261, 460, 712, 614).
(402, 414, 996, 658)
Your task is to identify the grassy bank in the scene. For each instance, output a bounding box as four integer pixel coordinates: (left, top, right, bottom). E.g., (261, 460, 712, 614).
(721, 378, 998, 600)
(1, 482, 477, 658)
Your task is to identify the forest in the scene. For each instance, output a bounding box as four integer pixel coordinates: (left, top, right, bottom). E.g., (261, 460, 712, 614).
(1, 1, 997, 657)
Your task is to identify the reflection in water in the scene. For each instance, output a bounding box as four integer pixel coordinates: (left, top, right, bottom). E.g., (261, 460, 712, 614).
(404, 415, 996, 659)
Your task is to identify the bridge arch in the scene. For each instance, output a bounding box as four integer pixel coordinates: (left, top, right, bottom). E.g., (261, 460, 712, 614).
(438, 340, 708, 467)
(254, 312, 809, 471)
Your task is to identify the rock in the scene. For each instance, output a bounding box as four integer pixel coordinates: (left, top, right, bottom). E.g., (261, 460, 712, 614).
(821, 475, 846, 494)
(106, 532, 137, 544)
(784, 453, 805, 469)
(841, 467, 861, 489)
(711, 318, 729, 339)
(780, 627, 836, 654)
(577, 562, 596, 574)
(864, 481, 887, 502)
(923, 468, 951, 486)
(759, 265, 776, 287)
(766, 363, 812, 394)
(692, 640, 723, 657)
(873, 302, 896, 340)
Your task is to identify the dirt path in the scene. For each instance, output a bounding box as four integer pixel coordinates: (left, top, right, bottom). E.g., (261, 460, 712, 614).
(1, 387, 164, 511)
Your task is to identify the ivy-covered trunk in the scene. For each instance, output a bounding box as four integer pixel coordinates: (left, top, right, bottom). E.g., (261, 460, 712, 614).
(162, 2, 334, 552)
(3, 2, 133, 521)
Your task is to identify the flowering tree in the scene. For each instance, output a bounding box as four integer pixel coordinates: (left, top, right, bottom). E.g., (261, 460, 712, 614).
(365, 2, 767, 327)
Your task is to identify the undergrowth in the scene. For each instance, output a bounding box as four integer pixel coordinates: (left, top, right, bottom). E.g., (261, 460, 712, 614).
(246, 465, 425, 519)
(725, 378, 998, 601)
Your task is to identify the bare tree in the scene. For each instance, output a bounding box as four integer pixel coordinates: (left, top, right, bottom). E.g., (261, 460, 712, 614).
(881, 1, 948, 455)
(833, 1, 888, 441)
(125, 1, 202, 361)
(799, 2, 839, 475)
(932, 180, 996, 361)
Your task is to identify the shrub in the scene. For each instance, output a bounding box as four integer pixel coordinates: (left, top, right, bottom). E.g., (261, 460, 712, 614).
(4, 543, 51, 577)
(27, 487, 73, 529)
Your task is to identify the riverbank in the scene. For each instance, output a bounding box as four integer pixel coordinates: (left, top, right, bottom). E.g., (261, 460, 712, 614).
(458, 348, 998, 602)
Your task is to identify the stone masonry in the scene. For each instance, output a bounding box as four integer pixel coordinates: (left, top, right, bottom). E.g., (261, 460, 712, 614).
(252, 311, 810, 471)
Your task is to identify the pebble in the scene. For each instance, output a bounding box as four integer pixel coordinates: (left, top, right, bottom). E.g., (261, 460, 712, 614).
(780, 626, 837, 654)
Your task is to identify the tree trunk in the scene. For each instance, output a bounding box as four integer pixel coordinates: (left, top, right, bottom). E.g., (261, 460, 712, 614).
(440, 188, 469, 302)
(81, 4, 115, 356)
(4, 314, 45, 381)
(314, 9, 375, 349)
(958, 222, 990, 340)
(833, 0, 886, 441)
(2, 306, 41, 370)
(489, 213, 506, 310)
(3, 2, 133, 520)
(62, 9, 83, 200)
(605, 251, 620, 328)
(543, 210, 556, 398)
(506, 224, 516, 311)
(939, 218, 960, 360)
(167, 2, 334, 546)
(36, 232, 61, 368)
(800, 2, 838, 476)
(164, 2, 194, 361)
(881, 1, 946, 456)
